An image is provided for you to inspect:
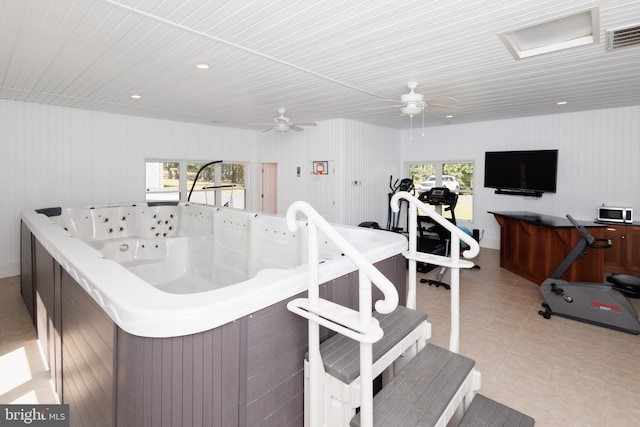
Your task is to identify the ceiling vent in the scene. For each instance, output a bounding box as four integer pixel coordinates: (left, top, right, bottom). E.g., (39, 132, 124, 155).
(607, 24, 640, 51)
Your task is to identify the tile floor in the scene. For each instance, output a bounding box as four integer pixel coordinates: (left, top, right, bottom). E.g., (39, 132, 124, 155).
(1, 249, 639, 426)
(419, 249, 640, 427)
(0, 275, 58, 404)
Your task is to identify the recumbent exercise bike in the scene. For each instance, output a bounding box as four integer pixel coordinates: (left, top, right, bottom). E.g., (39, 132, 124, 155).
(539, 214, 640, 334)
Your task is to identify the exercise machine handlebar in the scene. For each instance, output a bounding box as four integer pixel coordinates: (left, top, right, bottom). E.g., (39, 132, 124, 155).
(566, 214, 612, 249)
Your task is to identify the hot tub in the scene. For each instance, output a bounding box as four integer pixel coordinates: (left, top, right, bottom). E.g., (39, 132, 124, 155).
(20, 202, 407, 426)
(22, 202, 405, 337)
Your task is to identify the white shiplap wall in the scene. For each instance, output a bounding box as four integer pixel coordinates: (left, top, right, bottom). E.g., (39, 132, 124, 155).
(255, 118, 345, 221)
(256, 118, 401, 226)
(401, 105, 640, 249)
(343, 120, 400, 227)
(0, 99, 256, 277)
(4, 98, 640, 277)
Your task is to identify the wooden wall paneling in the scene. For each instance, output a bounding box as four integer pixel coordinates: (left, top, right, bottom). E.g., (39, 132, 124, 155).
(34, 239, 53, 369)
(19, 221, 35, 323)
(222, 320, 243, 426)
(318, 273, 356, 341)
(159, 338, 173, 427)
(53, 262, 63, 398)
(245, 295, 308, 427)
(61, 269, 115, 427)
(201, 329, 217, 426)
(169, 336, 183, 427)
(192, 332, 205, 427)
(116, 319, 243, 427)
(374, 256, 407, 307)
(394, 254, 408, 306)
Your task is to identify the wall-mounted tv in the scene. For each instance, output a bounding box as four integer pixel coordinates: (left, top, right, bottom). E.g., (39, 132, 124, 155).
(484, 149, 558, 196)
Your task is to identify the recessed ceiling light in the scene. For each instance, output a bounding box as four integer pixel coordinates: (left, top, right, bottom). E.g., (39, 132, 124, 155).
(195, 63, 210, 70)
(498, 7, 599, 59)
(557, 101, 568, 105)
(130, 94, 142, 99)
(446, 115, 454, 118)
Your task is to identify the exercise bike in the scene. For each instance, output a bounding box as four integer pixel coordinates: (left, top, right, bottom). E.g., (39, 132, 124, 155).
(538, 214, 640, 334)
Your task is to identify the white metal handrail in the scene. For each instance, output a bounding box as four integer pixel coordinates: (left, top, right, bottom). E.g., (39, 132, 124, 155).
(390, 191, 479, 353)
(286, 201, 399, 427)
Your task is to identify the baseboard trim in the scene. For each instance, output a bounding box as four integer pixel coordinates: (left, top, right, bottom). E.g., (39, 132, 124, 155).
(0, 261, 20, 279)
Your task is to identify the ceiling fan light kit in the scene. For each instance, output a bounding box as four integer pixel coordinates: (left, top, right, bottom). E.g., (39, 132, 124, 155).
(259, 108, 317, 133)
(401, 103, 423, 117)
(376, 82, 459, 119)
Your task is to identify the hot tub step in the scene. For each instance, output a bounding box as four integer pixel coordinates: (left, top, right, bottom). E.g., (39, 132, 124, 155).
(350, 343, 477, 427)
(315, 305, 430, 383)
(303, 305, 431, 426)
(458, 394, 535, 427)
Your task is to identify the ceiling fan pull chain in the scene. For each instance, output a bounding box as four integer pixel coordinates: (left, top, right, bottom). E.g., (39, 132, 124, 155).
(410, 115, 414, 140)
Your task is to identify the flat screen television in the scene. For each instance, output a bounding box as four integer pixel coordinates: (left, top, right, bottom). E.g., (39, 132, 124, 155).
(484, 149, 558, 195)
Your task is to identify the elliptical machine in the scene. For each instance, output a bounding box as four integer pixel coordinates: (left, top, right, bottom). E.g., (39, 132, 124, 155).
(359, 175, 414, 233)
(386, 176, 414, 232)
(539, 214, 640, 334)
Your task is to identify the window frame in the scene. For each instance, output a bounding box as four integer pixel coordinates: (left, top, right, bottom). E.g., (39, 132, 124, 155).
(145, 159, 248, 209)
(407, 160, 475, 222)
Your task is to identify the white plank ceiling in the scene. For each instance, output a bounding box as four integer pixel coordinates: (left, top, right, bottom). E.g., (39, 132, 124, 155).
(1, 0, 640, 129)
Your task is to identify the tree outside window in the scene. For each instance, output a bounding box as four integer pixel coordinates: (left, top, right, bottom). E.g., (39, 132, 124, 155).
(408, 161, 474, 221)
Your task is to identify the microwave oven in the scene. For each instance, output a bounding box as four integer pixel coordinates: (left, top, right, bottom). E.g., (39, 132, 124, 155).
(597, 206, 633, 223)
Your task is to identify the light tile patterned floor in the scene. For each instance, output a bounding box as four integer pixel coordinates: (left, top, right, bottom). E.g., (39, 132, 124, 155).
(418, 249, 640, 427)
(0, 275, 58, 404)
(1, 249, 640, 426)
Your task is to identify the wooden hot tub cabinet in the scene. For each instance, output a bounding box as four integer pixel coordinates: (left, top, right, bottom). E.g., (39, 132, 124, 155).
(21, 222, 407, 427)
(490, 211, 606, 285)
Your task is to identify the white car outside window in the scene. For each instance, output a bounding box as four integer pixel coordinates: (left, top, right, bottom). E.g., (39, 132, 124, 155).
(417, 175, 460, 194)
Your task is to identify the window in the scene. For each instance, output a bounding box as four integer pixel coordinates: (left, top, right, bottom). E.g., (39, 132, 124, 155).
(408, 161, 474, 221)
(145, 160, 247, 209)
(145, 161, 181, 201)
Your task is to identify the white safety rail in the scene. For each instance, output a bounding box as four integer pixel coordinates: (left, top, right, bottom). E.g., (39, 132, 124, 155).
(390, 191, 480, 353)
(286, 201, 399, 427)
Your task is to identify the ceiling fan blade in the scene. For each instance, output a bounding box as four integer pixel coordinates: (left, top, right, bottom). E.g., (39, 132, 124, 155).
(424, 109, 457, 122)
(291, 122, 316, 127)
(375, 97, 404, 104)
(289, 125, 305, 132)
(261, 127, 273, 133)
(363, 104, 402, 111)
(423, 96, 457, 105)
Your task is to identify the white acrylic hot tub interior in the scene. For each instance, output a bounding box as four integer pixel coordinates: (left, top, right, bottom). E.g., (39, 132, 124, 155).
(54, 204, 352, 294)
(24, 202, 407, 336)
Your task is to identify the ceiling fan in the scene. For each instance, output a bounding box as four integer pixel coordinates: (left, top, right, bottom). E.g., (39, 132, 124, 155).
(258, 108, 317, 133)
(370, 81, 458, 117)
